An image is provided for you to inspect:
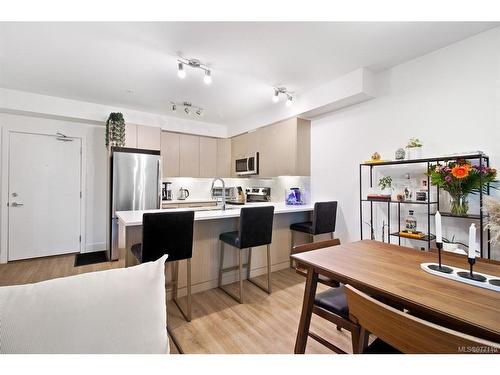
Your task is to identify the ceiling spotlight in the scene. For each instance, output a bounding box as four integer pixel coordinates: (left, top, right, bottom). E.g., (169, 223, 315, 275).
(204, 70, 212, 85)
(177, 62, 186, 79)
(272, 87, 293, 106)
(170, 101, 203, 116)
(272, 89, 279, 103)
(177, 57, 212, 84)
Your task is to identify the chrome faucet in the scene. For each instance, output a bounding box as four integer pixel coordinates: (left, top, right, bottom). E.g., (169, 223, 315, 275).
(211, 177, 226, 211)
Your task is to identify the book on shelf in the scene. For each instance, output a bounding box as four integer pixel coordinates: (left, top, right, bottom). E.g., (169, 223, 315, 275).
(367, 194, 392, 201)
(399, 231, 425, 239)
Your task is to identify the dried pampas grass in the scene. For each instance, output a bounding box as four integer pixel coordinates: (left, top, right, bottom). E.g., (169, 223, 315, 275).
(483, 196, 500, 245)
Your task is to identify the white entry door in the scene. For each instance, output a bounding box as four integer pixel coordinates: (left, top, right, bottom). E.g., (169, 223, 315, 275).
(8, 132, 82, 261)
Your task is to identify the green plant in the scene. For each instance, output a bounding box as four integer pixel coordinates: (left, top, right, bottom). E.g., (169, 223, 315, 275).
(105, 112, 126, 149)
(406, 138, 422, 148)
(378, 176, 393, 191)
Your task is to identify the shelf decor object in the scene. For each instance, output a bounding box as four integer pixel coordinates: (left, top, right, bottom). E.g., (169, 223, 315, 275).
(406, 138, 423, 160)
(359, 153, 493, 258)
(421, 263, 500, 292)
(428, 211, 453, 273)
(428, 159, 497, 216)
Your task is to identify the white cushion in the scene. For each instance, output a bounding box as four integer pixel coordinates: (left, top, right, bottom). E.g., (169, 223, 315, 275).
(0, 255, 169, 354)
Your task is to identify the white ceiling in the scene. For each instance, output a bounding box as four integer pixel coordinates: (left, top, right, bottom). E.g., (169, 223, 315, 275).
(0, 22, 498, 127)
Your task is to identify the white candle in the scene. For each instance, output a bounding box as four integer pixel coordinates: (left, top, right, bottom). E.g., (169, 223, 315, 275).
(435, 211, 442, 243)
(468, 224, 476, 259)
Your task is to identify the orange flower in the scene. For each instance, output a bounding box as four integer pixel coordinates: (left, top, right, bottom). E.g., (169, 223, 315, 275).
(451, 165, 470, 179)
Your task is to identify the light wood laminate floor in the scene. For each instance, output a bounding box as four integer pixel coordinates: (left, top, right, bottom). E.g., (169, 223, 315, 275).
(0, 254, 351, 354)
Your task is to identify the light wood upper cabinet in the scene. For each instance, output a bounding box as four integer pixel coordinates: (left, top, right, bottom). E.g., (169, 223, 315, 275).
(216, 138, 232, 177)
(199, 137, 217, 178)
(124, 123, 137, 148)
(137, 125, 161, 151)
(179, 134, 200, 177)
(161, 131, 180, 177)
(231, 117, 310, 177)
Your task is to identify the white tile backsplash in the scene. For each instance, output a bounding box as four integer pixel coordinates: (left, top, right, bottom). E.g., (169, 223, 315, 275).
(163, 176, 310, 203)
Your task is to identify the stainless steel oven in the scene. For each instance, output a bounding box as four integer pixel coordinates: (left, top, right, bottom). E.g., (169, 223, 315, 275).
(235, 152, 259, 176)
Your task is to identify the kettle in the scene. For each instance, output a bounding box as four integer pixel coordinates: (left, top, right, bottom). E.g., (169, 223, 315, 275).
(178, 187, 190, 200)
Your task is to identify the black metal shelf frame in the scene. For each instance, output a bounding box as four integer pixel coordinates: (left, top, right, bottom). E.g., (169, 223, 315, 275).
(359, 154, 491, 258)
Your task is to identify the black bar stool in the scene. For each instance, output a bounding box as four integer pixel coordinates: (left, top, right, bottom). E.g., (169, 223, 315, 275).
(218, 206, 275, 304)
(290, 201, 338, 268)
(131, 211, 195, 322)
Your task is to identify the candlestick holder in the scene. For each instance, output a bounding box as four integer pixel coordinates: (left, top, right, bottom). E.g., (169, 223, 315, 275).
(457, 257, 487, 282)
(428, 242, 453, 273)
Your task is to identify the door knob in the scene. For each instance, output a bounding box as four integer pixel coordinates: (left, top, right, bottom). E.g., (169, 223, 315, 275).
(10, 202, 24, 207)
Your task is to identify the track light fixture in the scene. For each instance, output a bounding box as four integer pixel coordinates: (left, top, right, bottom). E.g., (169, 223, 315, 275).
(170, 101, 204, 117)
(177, 57, 212, 84)
(272, 87, 293, 106)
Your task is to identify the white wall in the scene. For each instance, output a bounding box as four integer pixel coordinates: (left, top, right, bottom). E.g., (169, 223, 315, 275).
(0, 113, 108, 258)
(311, 27, 500, 259)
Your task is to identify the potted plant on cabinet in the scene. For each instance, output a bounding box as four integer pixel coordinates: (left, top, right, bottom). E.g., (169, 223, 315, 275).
(428, 160, 497, 216)
(406, 138, 423, 160)
(105, 112, 126, 149)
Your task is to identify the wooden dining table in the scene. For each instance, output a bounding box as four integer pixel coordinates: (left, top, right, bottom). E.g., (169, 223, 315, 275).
(291, 240, 500, 353)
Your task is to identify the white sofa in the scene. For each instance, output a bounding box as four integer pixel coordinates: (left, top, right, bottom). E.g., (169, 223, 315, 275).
(0, 255, 169, 354)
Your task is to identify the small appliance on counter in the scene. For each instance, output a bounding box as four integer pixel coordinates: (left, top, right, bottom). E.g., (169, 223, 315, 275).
(162, 181, 172, 201)
(246, 187, 271, 203)
(212, 186, 237, 201)
(226, 186, 246, 205)
(285, 187, 305, 205)
(178, 187, 190, 200)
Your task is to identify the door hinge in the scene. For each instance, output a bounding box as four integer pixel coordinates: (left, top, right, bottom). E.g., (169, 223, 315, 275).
(80, 191, 82, 198)
(79, 235, 82, 243)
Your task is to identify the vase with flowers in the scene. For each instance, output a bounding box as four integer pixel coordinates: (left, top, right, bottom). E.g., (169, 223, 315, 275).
(428, 160, 497, 216)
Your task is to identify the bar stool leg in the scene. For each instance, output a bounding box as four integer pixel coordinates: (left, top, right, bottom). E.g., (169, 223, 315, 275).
(290, 231, 295, 268)
(186, 258, 192, 321)
(172, 261, 179, 299)
(173, 259, 192, 322)
(238, 250, 244, 304)
(331, 232, 334, 240)
(267, 244, 272, 294)
(247, 247, 252, 280)
(218, 240, 224, 287)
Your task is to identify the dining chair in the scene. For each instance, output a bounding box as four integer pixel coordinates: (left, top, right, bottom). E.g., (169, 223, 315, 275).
(344, 284, 500, 354)
(292, 239, 363, 354)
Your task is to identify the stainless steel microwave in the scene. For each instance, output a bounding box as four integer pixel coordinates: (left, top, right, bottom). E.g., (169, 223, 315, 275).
(235, 152, 259, 175)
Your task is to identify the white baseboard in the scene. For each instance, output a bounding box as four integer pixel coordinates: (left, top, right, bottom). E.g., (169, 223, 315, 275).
(167, 260, 291, 299)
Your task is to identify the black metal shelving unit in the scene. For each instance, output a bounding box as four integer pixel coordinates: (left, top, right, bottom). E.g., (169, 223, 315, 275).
(359, 153, 491, 258)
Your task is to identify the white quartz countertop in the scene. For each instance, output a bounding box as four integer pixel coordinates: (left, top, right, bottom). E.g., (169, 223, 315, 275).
(116, 202, 314, 227)
(162, 198, 217, 204)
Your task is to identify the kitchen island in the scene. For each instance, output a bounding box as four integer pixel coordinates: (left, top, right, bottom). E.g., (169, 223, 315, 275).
(116, 202, 316, 297)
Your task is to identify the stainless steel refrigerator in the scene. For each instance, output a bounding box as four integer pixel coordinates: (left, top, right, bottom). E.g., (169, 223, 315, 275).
(109, 147, 161, 260)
